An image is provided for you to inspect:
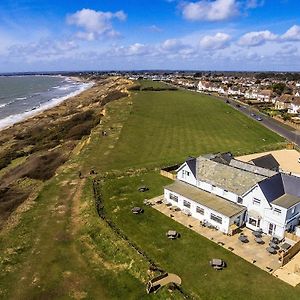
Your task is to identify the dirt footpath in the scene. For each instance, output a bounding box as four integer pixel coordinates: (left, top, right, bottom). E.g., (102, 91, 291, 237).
(237, 149, 300, 175)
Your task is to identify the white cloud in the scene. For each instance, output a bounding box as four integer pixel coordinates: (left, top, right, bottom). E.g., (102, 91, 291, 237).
(67, 8, 126, 41)
(161, 39, 184, 51)
(199, 32, 231, 49)
(238, 30, 277, 47)
(245, 0, 264, 9)
(148, 25, 163, 32)
(7, 39, 78, 62)
(182, 0, 239, 21)
(281, 25, 300, 41)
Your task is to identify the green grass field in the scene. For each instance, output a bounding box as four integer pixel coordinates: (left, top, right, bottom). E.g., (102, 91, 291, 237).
(85, 86, 284, 172)
(0, 81, 290, 299)
(101, 171, 300, 299)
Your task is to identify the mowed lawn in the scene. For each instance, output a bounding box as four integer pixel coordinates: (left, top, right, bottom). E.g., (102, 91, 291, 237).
(102, 171, 300, 300)
(101, 88, 284, 171)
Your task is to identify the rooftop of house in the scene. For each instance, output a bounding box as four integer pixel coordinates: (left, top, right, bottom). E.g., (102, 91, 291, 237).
(250, 154, 280, 171)
(196, 156, 267, 195)
(258, 173, 300, 207)
(165, 180, 245, 218)
(272, 194, 300, 209)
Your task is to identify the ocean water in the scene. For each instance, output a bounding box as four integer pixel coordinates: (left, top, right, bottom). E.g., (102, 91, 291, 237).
(0, 75, 93, 130)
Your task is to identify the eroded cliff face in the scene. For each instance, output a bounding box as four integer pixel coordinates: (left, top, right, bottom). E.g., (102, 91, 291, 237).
(0, 76, 133, 228)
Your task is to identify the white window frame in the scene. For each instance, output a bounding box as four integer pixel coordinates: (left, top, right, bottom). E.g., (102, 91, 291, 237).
(183, 200, 191, 208)
(210, 213, 222, 224)
(196, 206, 204, 215)
(169, 193, 178, 202)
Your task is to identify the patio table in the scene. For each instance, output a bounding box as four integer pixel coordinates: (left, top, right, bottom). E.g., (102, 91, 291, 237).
(269, 242, 279, 250)
(239, 235, 249, 243)
(266, 247, 277, 254)
(255, 237, 264, 244)
(252, 231, 262, 238)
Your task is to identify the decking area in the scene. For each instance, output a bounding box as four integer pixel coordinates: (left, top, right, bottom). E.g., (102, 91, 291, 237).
(149, 195, 300, 286)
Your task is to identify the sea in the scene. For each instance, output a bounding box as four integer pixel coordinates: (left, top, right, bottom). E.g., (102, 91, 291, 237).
(0, 75, 93, 130)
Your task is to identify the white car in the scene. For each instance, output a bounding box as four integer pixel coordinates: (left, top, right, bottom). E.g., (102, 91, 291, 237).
(298, 157, 300, 163)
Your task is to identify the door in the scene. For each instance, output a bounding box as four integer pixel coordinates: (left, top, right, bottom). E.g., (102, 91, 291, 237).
(268, 223, 276, 235)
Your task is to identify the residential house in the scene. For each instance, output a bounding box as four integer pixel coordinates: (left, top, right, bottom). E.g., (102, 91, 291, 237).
(257, 89, 273, 102)
(163, 153, 300, 239)
(249, 154, 280, 172)
(245, 89, 258, 100)
(288, 97, 300, 115)
(275, 94, 292, 110)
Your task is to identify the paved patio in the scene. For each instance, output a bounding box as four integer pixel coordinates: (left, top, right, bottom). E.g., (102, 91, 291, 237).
(150, 195, 282, 273)
(237, 149, 300, 175)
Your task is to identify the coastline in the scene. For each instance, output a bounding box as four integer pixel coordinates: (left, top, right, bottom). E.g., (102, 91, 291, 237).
(0, 76, 94, 132)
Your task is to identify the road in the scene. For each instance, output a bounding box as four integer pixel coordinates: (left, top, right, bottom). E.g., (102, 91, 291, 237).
(225, 99, 300, 148)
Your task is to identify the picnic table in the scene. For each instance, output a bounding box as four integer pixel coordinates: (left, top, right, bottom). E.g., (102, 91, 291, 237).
(131, 207, 144, 214)
(210, 258, 226, 270)
(166, 230, 180, 239)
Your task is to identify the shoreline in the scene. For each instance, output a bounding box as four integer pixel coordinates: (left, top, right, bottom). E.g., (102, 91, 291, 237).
(0, 76, 94, 132)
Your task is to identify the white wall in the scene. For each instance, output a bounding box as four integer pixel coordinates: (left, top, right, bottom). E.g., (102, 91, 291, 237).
(197, 180, 238, 203)
(164, 188, 231, 233)
(242, 185, 288, 238)
(177, 163, 197, 186)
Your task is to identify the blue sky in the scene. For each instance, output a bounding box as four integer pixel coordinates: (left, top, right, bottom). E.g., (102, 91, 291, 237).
(0, 0, 300, 72)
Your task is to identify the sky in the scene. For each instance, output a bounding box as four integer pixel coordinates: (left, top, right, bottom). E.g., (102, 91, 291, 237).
(0, 0, 300, 72)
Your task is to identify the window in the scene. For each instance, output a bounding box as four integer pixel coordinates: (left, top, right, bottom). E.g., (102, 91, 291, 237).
(183, 200, 191, 208)
(249, 217, 260, 227)
(291, 207, 296, 214)
(169, 193, 178, 202)
(210, 213, 222, 224)
(253, 198, 261, 206)
(273, 208, 281, 215)
(196, 206, 204, 215)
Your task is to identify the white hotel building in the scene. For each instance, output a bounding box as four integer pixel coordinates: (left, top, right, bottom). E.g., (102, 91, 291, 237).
(164, 153, 300, 239)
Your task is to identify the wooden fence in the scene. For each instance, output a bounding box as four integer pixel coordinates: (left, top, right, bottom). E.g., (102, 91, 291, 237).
(280, 239, 300, 266)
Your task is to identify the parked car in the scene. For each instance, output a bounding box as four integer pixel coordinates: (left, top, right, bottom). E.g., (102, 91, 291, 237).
(298, 157, 300, 163)
(256, 117, 263, 121)
(251, 113, 256, 117)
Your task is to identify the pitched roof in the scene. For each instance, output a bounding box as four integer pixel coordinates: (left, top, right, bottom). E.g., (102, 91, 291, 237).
(229, 159, 277, 177)
(186, 157, 197, 178)
(165, 181, 245, 218)
(272, 194, 300, 209)
(250, 154, 280, 171)
(258, 173, 300, 206)
(196, 156, 266, 195)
